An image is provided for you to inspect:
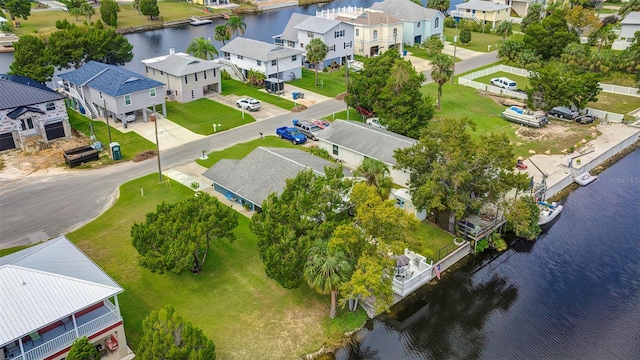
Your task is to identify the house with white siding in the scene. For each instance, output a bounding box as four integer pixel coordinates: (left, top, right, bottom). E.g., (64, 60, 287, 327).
(220, 37, 305, 81)
(369, 0, 444, 46)
(451, 1, 511, 30)
(612, 12, 640, 50)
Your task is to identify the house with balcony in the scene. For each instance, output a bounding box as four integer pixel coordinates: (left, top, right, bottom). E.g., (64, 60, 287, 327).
(451, 0, 511, 30)
(274, 13, 355, 68)
(612, 12, 640, 50)
(492, 0, 537, 18)
(369, 0, 444, 46)
(0, 236, 133, 360)
(58, 61, 165, 127)
(220, 37, 305, 81)
(142, 49, 222, 103)
(0, 74, 71, 152)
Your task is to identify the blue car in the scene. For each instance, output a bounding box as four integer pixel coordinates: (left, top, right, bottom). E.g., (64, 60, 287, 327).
(276, 126, 307, 144)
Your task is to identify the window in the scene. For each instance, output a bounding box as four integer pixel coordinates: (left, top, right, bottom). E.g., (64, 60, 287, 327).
(373, 30, 378, 40)
(124, 94, 132, 106)
(393, 28, 398, 38)
(272, 60, 277, 66)
(191, 90, 195, 99)
(257, 60, 262, 66)
(224, 52, 230, 59)
(195, 72, 198, 82)
(417, 21, 422, 29)
(344, 41, 352, 49)
(20, 118, 34, 131)
(153, 69, 156, 75)
(237, 54, 244, 59)
(435, 17, 440, 29)
(160, 71, 164, 75)
(291, 55, 297, 61)
(300, 43, 304, 48)
(46, 102, 55, 111)
(149, 88, 157, 98)
(184, 75, 188, 84)
(99, 92, 103, 99)
(332, 145, 339, 156)
(204, 70, 207, 79)
(334, 30, 344, 38)
(288, 40, 295, 47)
(355, 28, 359, 36)
(307, 31, 314, 38)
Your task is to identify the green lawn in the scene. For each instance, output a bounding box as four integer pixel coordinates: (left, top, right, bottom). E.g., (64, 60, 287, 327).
(288, 68, 348, 98)
(587, 92, 640, 116)
(403, 45, 461, 62)
(474, 71, 531, 90)
(321, 108, 363, 123)
(414, 221, 455, 260)
(600, 71, 639, 87)
(221, 78, 296, 110)
(166, 98, 254, 135)
(68, 109, 155, 160)
(196, 135, 297, 168)
(443, 28, 507, 53)
(67, 174, 367, 359)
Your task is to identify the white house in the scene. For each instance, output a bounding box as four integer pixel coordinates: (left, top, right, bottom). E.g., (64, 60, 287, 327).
(493, 0, 536, 18)
(275, 13, 355, 68)
(316, 120, 417, 186)
(612, 11, 640, 50)
(0, 236, 134, 360)
(220, 37, 305, 81)
(451, 1, 511, 30)
(369, 0, 444, 46)
(141, 50, 222, 103)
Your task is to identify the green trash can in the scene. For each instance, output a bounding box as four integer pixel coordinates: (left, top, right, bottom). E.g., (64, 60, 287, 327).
(110, 142, 122, 160)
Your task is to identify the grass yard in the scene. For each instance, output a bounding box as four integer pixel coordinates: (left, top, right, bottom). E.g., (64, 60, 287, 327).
(600, 71, 639, 87)
(321, 108, 363, 123)
(196, 135, 297, 168)
(166, 98, 254, 135)
(403, 46, 461, 62)
(443, 28, 507, 53)
(67, 174, 367, 360)
(474, 71, 531, 90)
(68, 109, 155, 160)
(289, 68, 347, 98)
(414, 221, 455, 260)
(221, 78, 297, 110)
(588, 92, 640, 116)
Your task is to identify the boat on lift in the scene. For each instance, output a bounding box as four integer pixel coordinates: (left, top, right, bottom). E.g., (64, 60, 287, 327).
(538, 201, 563, 226)
(190, 16, 212, 26)
(574, 172, 598, 186)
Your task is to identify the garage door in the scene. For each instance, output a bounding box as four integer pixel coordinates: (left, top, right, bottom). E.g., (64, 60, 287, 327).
(45, 122, 65, 141)
(0, 132, 16, 151)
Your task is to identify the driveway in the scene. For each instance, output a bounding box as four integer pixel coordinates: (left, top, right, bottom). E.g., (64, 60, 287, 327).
(206, 93, 288, 121)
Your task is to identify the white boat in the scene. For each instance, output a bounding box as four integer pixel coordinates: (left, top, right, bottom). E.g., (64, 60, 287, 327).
(574, 172, 598, 186)
(538, 201, 563, 226)
(190, 16, 212, 26)
(502, 106, 548, 128)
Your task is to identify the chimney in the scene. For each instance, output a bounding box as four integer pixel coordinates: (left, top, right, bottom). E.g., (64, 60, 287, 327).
(169, 48, 175, 55)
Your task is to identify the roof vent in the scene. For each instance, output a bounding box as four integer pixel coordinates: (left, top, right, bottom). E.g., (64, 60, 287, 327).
(169, 48, 175, 55)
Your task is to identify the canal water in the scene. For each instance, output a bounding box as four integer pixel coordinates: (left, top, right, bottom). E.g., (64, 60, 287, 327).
(336, 148, 640, 359)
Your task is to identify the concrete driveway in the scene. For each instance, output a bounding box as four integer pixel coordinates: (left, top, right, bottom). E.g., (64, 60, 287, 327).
(206, 93, 288, 121)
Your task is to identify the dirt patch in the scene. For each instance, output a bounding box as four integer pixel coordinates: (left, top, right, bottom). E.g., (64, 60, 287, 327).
(133, 150, 157, 162)
(514, 121, 570, 142)
(335, 92, 346, 101)
(291, 104, 308, 112)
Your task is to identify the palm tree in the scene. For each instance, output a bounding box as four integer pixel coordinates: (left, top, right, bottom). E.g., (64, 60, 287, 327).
(225, 16, 246, 38)
(430, 53, 453, 110)
(186, 37, 218, 60)
(354, 158, 393, 199)
(247, 69, 266, 87)
(214, 24, 230, 46)
(496, 21, 513, 43)
(304, 239, 352, 318)
(305, 38, 329, 86)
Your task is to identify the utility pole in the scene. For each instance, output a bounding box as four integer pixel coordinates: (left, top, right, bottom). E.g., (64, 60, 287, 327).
(451, 23, 458, 85)
(103, 97, 112, 146)
(482, 12, 486, 44)
(152, 103, 162, 183)
(345, 59, 349, 121)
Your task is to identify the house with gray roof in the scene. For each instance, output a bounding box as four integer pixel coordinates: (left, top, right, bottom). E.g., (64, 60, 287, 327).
(58, 60, 165, 126)
(220, 37, 305, 81)
(0, 235, 133, 360)
(612, 12, 640, 50)
(274, 12, 355, 69)
(369, 0, 444, 46)
(451, 0, 511, 30)
(0, 74, 71, 152)
(202, 146, 349, 211)
(316, 120, 417, 186)
(141, 49, 222, 103)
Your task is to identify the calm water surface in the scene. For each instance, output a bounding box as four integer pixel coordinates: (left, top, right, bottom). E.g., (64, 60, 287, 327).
(337, 148, 640, 359)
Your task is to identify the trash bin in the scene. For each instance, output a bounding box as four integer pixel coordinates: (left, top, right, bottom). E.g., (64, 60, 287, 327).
(299, 93, 304, 99)
(403, 50, 408, 56)
(110, 142, 122, 160)
(292, 92, 300, 100)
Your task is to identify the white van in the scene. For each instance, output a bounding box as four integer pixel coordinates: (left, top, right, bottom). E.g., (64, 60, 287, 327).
(491, 77, 517, 91)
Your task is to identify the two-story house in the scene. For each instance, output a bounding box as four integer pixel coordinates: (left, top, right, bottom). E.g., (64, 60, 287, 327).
(0, 236, 134, 360)
(58, 61, 165, 126)
(220, 37, 305, 81)
(493, 0, 537, 18)
(275, 13, 355, 69)
(369, 0, 444, 46)
(0, 75, 71, 152)
(612, 12, 640, 50)
(451, 0, 511, 30)
(141, 49, 222, 103)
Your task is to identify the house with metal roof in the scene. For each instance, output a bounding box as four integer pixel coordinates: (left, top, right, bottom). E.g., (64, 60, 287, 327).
(220, 37, 305, 81)
(369, 0, 444, 46)
(0, 75, 71, 152)
(202, 146, 349, 212)
(58, 61, 165, 127)
(141, 49, 222, 103)
(612, 12, 640, 50)
(0, 236, 134, 360)
(274, 13, 355, 69)
(451, 0, 511, 30)
(315, 120, 417, 186)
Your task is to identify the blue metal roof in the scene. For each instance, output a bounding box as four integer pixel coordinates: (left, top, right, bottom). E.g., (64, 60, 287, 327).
(58, 61, 164, 97)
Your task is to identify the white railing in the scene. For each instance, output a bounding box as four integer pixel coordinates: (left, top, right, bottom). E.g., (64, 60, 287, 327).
(316, 6, 364, 20)
(450, 10, 481, 24)
(77, 310, 120, 338)
(63, 85, 99, 119)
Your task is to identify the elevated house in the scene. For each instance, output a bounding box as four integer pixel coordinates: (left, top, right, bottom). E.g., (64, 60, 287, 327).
(315, 120, 416, 186)
(369, 0, 444, 46)
(141, 49, 222, 103)
(0, 236, 133, 360)
(58, 61, 166, 126)
(274, 13, 355, 69)
(492, 0, 538, 18)
(220, 37, 305, 82)
(451, 0, 511, 29)
(612, 11, 640, 50)
(202, 147, 349, 212)
(0, 75, 71, 152)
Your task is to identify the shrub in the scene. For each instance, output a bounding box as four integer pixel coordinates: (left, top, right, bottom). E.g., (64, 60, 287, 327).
(221, 69, 231, 80)
(444, 17, 456, 28)
(304, 146, 333, 161)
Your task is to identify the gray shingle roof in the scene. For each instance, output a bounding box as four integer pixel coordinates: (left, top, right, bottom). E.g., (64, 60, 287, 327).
(622, 11, 640, 25)
(280, 13, 310, 42)
(142, 53, 221, 77)
(294, 16, 342, 34)
(455, 0, 511, 12)
(0, 78, 65, 110)
(317, 120, 416, 165)
(369, 0, 442, 22)
(58, 60, 164, 97)
(202, 147, 349, 207)
(220, 37, 304, 61)
(335, 10, 403, 26)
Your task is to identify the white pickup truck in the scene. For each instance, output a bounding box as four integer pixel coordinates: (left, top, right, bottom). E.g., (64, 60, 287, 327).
(292, 120, 322, 141)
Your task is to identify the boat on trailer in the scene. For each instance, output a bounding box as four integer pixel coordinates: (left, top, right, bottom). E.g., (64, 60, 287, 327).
(574, 172, 598, 186)
(190, 16, 212, 26)
(502, 106, 548, 128)
(538, 201, 563, 226)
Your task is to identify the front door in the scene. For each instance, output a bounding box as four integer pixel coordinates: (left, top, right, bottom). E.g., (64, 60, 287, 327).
(370, 46, 379, 57)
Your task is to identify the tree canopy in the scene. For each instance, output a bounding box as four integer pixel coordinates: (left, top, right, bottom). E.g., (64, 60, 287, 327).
(526, 61, 601, 111)
(131, 193, 238, 275)
(305, 38, 329, 86)
(139, 306, 216, 360)
(186, 37, 218, 60)
(67, 337, 100, 360)
(100, 0, 120, 27)
(225, 16, 246, 38)
(427, 0, 450, 13)
(459, 28, 471, 46)
(523, 10, 579, 60)
(140, 0, 159, 19)
(214, 24, 230, 45)
(9, 35, 55, 83)
(1, 0, 30, 21)
(430, 53, 454, 110)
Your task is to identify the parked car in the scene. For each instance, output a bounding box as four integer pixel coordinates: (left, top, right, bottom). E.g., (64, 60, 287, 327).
(312, 119, 331, 129)
(575, 114, 596, 124)
(366, 117, 388, 130)
(236, 98, 261, 111)
(116, 111, 136, 123)
(548, 106, 579, 120)
(491, 77, 518, 91)
(293, 120, 322, 140)
(276, 127, 307, 144)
